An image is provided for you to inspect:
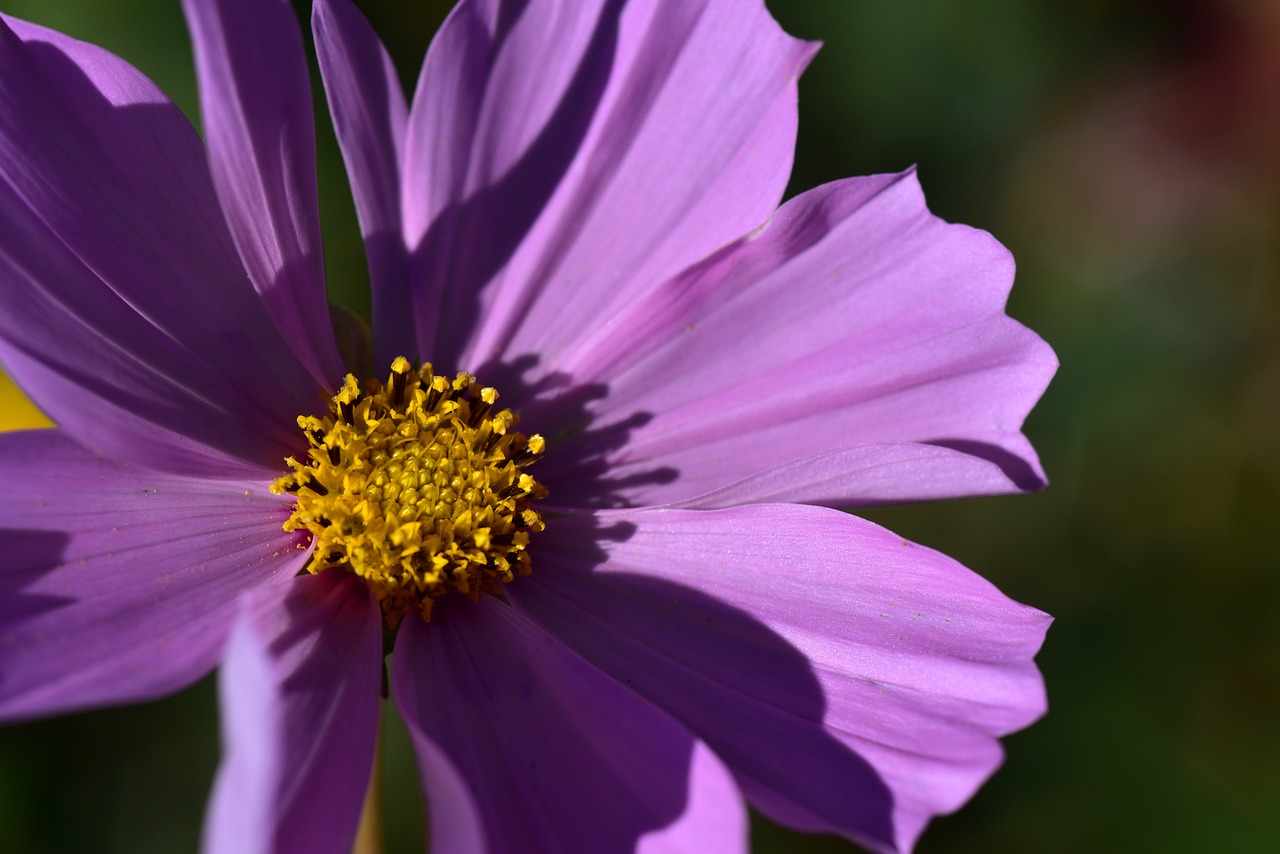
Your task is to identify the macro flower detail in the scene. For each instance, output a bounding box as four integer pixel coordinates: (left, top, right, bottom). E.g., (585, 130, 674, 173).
(274, 356, 547, 626)
(0, 0, 1058, 853)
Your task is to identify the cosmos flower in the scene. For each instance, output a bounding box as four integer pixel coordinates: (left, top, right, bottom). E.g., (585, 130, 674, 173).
(0, 0, 1057, 851)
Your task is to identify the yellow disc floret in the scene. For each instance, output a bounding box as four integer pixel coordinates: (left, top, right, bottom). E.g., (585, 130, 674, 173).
(272, 357, 547, 626)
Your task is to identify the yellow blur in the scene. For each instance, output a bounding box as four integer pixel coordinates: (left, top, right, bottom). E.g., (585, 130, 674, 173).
(0, 370, 52, 430)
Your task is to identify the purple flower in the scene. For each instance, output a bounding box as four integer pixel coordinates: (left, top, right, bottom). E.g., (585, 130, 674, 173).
(0, 0, 1056, 851)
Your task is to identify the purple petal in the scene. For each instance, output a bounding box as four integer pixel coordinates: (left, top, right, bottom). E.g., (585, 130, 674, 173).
(392, 597, 747, 854)
(183, 0, 344, 387)
(669, 443, 1036, 509)
(409, 736, 488, 854)
(0, 16, 323, 476)
(0, 430, 307, 722)
(638, 743, 748, 853)
(402, 0, 813, 372)
(531, 171, 1057, 507)
(204, 570, 382, 854)
(313, 0, 412, 367)
(510, 505, 1051, 853)
(202, 597, 276, 854)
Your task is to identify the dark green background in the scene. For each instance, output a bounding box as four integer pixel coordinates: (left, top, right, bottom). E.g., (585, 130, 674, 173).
(1, 0, 1277, 851)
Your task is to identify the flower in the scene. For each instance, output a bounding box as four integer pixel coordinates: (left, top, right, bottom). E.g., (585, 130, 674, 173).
(0, 0, 1057, 852)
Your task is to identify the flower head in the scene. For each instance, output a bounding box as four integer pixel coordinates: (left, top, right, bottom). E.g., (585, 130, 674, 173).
(273, 357, 549, 625)
(0, 1, 1056, 852)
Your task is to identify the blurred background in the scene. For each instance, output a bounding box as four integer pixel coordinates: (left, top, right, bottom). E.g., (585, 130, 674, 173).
(1, 0, 1277, 851)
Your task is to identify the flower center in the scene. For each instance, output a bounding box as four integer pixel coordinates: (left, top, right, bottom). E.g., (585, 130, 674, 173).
(272, 357, 547, 626)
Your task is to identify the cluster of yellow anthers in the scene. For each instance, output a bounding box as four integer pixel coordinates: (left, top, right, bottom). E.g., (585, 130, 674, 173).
(272, 357, 547, 627)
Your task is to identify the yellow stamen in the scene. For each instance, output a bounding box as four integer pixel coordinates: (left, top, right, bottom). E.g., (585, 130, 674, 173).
(272, 358, 547, 627)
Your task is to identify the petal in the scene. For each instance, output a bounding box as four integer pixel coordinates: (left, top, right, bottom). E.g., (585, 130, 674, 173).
(203, 570, 382, 854)
(0, 430, 306, 722)
(183, 0, 344, 386)
(313, 0, 413, 367)
(392, 597, 747, 854)
(402, 0, 813, 371)
(510, 505, 1051, 853)
(638, 742, 748, 854)
(531, 171, 1057, 507)
(408, 736, 488, 854)
(203, 597, 277, 854)
(0, 16, 323, 476)
(669, 443, 1034, 510)
(0, 179, 298, 478)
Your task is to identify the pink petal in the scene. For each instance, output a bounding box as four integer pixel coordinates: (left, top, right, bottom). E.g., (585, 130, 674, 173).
(312, 0, 412, 366)
(392, 596, 747, 854)
(203, 570, 382, 854)
(510, 505, 1051, 853)
(402, 0, 813, 372)
(0, 16, 321, 476)
(530, 170, 1056, 507)
(183, 0, 344, 387)
(0, 430, 306, 722)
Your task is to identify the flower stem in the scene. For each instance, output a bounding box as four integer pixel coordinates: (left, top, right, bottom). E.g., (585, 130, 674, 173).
(354, 703, 384, 854)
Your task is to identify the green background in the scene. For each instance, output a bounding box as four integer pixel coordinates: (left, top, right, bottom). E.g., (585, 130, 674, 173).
(1, 0, 1277, 851)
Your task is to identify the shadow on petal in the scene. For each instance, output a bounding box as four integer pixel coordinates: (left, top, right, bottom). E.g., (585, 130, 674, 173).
(409, 0, 630, 369)
(513, 511, 900, 851)
(0, 27, 323, 474)
(470, 353, 678, 509)
(0, 528, 74, 632)
(928, 438, 1046, 492)
(398, 565, 749, 854)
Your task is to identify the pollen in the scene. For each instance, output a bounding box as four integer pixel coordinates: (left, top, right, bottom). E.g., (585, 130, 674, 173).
(272, 357, 547, 627)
